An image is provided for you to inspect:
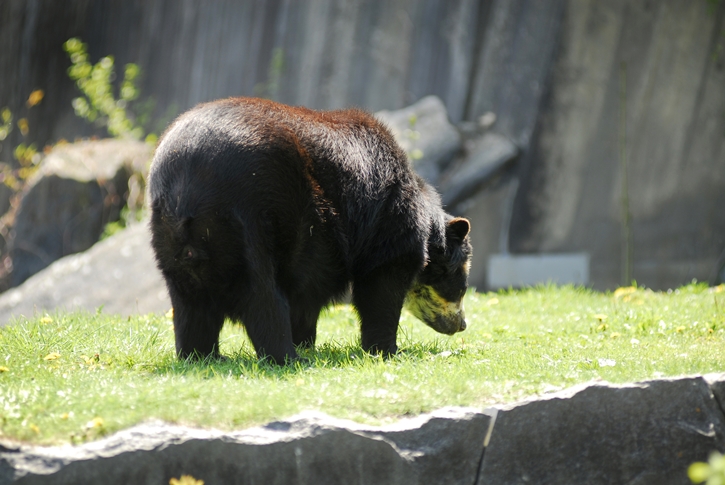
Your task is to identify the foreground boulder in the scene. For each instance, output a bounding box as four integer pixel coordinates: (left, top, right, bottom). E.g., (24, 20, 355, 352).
(2, 375, 724, 484)
(6, 139, 152, 288)
(0, 222, 168, 324)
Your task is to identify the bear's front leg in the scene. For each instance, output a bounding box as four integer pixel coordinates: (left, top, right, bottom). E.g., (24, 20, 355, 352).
(169, 289, 225, 360)
(290, 300, 324, 349)
(353, 264, 415, 356)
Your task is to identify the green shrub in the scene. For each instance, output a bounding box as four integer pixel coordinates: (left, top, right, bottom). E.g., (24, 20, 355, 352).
(63, 38, 156, 143)
(690, 451, 725, 484)
(0, 90, 45, 190)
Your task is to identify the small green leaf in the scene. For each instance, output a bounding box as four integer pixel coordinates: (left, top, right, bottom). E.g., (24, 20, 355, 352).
(689, 462, 711, 483)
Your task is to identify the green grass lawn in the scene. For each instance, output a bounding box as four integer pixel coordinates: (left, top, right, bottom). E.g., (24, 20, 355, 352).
(1, 284, 724, 445)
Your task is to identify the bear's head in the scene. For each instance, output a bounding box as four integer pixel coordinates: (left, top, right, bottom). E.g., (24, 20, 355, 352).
(405, 217, 472, 335)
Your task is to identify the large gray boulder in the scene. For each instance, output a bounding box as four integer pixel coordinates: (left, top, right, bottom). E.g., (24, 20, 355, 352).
(6, 139, 152, 289)
(0, 222, 168, 325)
(375, 96, 462, 185)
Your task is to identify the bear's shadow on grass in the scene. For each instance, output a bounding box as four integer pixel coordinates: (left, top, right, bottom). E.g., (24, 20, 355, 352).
(151, 341, 446, 379)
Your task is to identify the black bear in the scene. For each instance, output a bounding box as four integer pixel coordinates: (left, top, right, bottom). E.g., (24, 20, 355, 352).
(148, 97, 471, 364)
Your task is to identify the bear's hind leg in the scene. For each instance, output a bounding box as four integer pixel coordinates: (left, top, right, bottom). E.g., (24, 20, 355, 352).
(239, 285, 299, 365)
(169, 289, 225, 360)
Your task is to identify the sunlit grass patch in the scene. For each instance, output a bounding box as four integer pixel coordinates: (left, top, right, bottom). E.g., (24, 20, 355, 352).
(1, 284, 724, 445)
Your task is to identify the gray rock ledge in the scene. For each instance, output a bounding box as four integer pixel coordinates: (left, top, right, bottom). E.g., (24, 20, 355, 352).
(2, 376, 725, 484)
(1, 407, 491, 485)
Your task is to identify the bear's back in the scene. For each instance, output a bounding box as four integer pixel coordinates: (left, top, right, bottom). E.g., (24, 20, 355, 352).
(149, 97, 439, 271)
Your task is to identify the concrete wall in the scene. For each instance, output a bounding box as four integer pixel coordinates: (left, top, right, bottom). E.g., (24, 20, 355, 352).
(0, 0, 489, 146)
(0, 0, 565, 150)
(508, 0, 725, 289)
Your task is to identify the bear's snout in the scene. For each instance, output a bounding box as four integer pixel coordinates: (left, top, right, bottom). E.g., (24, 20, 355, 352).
(433, 311, 467, 335)
(404, 283, 469, 335)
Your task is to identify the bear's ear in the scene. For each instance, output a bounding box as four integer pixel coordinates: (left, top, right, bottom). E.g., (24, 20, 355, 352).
(447, 217, 470, 240)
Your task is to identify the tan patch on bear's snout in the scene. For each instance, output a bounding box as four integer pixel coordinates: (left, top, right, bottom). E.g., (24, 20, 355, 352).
(404, 284, 466, 335)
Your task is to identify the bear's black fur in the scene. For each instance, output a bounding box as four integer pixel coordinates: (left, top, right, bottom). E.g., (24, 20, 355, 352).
(148, 97, 471, 364)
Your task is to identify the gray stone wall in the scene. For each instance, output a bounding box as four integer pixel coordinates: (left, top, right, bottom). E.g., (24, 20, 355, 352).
(4, 375, 725, 484)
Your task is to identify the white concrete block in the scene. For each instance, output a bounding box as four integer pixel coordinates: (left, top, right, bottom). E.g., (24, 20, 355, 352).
(487, 253, 590, 289)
